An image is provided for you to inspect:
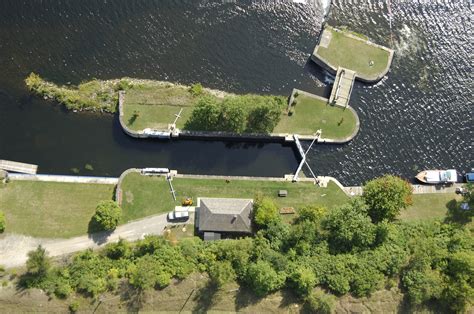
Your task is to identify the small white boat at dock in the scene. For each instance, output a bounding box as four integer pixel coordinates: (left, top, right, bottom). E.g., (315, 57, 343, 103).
(415, 169, 458, 184)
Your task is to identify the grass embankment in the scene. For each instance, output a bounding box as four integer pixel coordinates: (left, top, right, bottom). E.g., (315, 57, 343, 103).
(316, 26, 391, 78)
(0, 181, 115, 238)
(25, 73, 122, 113)
(401, 193, 463, 221)
(274, 94, 357, 140)
(120, 172, 349, 222)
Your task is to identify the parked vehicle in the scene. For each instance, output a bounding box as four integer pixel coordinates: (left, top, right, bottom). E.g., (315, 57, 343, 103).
(465, 172, 474, 183)
(167, 210, 189, 222)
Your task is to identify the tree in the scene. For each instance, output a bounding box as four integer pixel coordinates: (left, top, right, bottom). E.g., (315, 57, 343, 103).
(305, 290, 336, 314)
(296, 205, 327, 223)
(245, 260, 285, 296)
(247, 102, 282, 133)
(323, 199, 377, 252)
(253, 196, 280, 228)
(185, 96, 220, 131)
(218, 100, 246, 133)
(363, 175, 413, 223)
(287, 267, 317, 297)
(208, 260, 236, 287)
(92, 200, 122, 231)
(441, 251, 474, 312)
(0, 211, 5, 233)
(26, 245, 51, 279)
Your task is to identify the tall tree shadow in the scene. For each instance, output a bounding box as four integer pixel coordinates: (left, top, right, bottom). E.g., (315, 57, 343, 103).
(234, 285, 262, 311)
(444, 199, 473, 225)
(192, 281, 219, 313)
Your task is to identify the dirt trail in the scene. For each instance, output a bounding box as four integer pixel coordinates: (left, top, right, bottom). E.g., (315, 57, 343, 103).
(0, 213, 171, 268)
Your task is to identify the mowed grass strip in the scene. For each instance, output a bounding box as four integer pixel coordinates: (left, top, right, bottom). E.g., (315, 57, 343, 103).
(0, 181, 115, 238)
(317, 27, 390, 78)
(274, 95, 357, 139)
(399, 193, 462, 222)
(120, 172, 349, 222)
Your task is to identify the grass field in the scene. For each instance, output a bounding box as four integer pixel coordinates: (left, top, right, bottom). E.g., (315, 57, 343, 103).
(0, 181, 115, 238)
(400, 193, 462, 221)
(274, 94, 357, 139)
(119, 172, 349, 222)
(317, 27, 391, 78)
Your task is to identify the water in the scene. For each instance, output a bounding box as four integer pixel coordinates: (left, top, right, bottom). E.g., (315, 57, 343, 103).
(0, 0, 471, 185)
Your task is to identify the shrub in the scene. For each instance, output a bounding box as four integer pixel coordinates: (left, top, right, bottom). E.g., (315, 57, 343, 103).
(287, 267, 317, 297)
(0, 211, 5, 233)
(189, 83, 204, 96)
(69, 300, 80, 313)
(363, 175, 413, 223)
(245, 260, 286, 296)
(305, 290, 336, 314)
(26, 245, 51, 280)
(209, 260, 236, 287)
(92, 201, 122, 231)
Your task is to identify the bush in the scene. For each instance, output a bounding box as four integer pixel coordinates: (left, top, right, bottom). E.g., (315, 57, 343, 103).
(92, 201, 122, 231)
(189, 83, 203, 96)
(0, 211, 5, 233)
(363, 175, 413, 223)
(209, 260, 236, 287)
(245, 260, 286, 296)
(69, 300, 80, 313)
(26, 245, 51, 280)
(287, 267, 317, 297)
(253, 196, 280, 228)
(305, 290, 335, 314)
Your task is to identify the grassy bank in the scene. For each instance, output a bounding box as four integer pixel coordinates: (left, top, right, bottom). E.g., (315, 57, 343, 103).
(0, 181, 115, 238)
(274, 94, 357, 140)
(316, 26, 391, 78)
(120, 172, 349, 222)
(400, 193, 462, 221)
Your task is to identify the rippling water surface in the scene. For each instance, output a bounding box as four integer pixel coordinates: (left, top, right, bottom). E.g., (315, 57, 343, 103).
(0, 0, 471, 184)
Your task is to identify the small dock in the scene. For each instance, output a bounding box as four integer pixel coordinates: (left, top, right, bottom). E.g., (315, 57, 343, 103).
(0, 159, 38, 174)
(329, 67, 356, 108)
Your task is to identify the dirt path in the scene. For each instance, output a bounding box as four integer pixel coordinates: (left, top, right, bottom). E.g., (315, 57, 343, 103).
(0, 213, 177, 268)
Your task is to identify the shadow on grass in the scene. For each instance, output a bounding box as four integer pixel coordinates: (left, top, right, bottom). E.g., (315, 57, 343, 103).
(444, 199, 473, 225)
(234, 285, 262, 311)
(87, 219, 113, 245)
(119, 282, 145, 312)
(192, 281, 219, 313)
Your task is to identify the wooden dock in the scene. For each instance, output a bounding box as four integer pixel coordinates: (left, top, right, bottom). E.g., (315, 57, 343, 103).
(0, 160, 38, 174)
(329, 67, 356, 108)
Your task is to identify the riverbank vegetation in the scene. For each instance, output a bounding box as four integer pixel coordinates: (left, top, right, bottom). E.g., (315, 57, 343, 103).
(0, 181, 115, 238)
(10, 176, 473, 313)
(25, 73, 121, 113)
(315, 26, 391, 79)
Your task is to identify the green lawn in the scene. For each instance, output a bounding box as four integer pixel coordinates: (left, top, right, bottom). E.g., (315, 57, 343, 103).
(0, 181, 115, 238)
(317, 27, 391, 78)
(399, 193, 462, 221)
(274, 94, 357, 139)
(120, 172, 349, 222)
(122, 84, 197, 131)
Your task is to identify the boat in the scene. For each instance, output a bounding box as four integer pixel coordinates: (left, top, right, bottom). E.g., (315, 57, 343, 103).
(415, 169, 458, 184)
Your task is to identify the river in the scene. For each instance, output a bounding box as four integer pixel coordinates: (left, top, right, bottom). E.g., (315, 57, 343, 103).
(0, 0, 471, 185)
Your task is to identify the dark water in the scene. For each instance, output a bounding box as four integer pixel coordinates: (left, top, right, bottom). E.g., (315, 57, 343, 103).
(0, 0, 471, 184)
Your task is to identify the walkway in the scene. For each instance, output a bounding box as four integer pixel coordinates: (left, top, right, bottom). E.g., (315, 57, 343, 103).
(0, 160, 38, 174)
(8, 173, 118, 184)
(0, 213, 188, 268)
(329, 67, 356, 108)
(343, 183, 465, 196)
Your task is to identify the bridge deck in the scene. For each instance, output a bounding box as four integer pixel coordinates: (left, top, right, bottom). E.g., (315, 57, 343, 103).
(0, 160, 38, 174)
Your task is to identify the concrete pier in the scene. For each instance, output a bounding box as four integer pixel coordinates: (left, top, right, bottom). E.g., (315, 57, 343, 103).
(0, 159, 38, 174)
(329, 67, 356, 108)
